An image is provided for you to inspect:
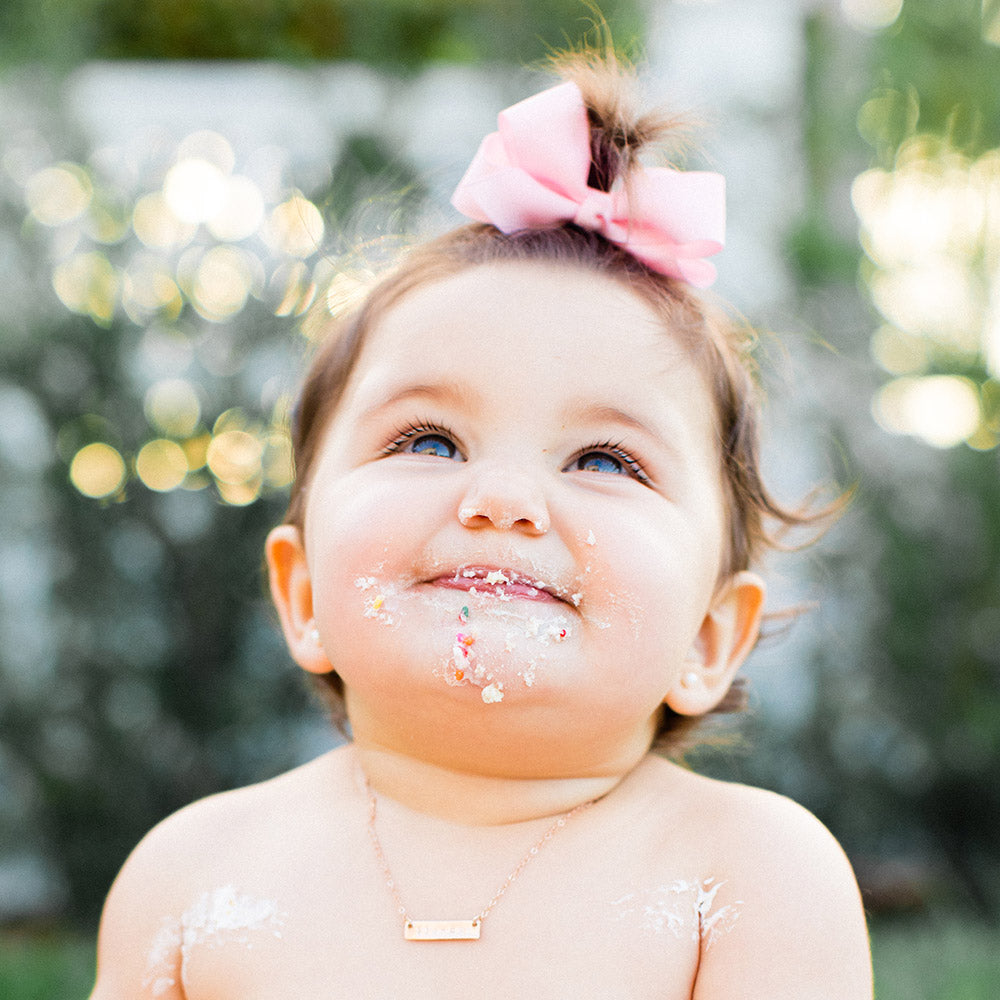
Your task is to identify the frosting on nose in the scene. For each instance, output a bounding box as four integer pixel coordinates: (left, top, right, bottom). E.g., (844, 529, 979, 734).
(458, 505, 548, 534)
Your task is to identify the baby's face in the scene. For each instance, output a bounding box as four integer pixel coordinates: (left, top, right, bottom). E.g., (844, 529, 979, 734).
(300, 261, 731, 771)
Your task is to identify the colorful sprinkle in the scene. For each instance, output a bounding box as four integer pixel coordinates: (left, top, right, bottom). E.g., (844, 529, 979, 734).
(459, 606, 470, 622)
(372, 595, 384, 611)
(456, 632, 475, 647)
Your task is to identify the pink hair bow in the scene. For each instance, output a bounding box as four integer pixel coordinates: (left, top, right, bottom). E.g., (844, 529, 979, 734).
(451, 81, 725, 287)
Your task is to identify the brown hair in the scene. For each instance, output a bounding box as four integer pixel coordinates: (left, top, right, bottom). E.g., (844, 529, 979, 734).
(282, 52, 831, 752)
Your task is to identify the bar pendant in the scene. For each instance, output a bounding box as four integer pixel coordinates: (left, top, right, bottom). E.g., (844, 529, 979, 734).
(404, 919, 481, 941)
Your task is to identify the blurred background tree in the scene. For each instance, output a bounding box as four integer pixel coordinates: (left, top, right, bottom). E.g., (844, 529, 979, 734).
(0, 0, 998, 960)
(775, 0, 1000, 920)
(0, 0, 643, 65)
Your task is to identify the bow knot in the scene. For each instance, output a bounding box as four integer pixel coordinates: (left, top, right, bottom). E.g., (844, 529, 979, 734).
(451, 81, 725, 288)
(572, 187, 617, 234)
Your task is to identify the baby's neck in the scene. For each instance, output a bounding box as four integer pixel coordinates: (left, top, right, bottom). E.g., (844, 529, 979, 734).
(353, 744, 641, 826)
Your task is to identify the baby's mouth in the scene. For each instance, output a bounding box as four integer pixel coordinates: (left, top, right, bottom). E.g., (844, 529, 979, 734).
(430, 566, 562, 603)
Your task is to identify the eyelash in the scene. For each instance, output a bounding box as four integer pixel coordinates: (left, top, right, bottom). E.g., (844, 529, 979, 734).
(380, 420, 459, 456)
(572, 440, 652, 485)
(380, 424, 652, 485)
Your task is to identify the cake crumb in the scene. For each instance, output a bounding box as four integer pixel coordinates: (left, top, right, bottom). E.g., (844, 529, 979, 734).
(481, 683, 504, 703)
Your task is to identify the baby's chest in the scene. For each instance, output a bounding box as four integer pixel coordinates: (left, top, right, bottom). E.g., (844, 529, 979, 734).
(177, 879, 716, 1000)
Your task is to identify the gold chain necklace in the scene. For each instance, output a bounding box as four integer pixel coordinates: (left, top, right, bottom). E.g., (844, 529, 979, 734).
(365, 779, 594, 940)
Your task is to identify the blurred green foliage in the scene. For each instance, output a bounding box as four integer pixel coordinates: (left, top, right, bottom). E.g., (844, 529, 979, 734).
(0, 0, 643, 66)
(0, 934, 95, 1000)
(873, 0, 1000, 152)
(781, 0, 1000, 918)
(871, 915, 1000, 999)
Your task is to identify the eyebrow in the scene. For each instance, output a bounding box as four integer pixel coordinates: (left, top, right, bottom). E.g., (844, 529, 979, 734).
(567, 400, 693, 462)
(358, 380, 479, 421)
(568, 402, 661, 440)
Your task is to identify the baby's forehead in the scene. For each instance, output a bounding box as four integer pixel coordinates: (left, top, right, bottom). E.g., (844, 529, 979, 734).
(354, 263, 698, 383)
(366, 260, 695, 356)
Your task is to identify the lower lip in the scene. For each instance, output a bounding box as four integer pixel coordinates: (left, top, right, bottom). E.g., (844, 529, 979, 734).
(430, 577, 558, 602)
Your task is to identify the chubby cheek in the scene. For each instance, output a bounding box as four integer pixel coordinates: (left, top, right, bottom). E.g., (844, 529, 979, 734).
(305, 478, 416, 630)
(575, 519, 718, 700)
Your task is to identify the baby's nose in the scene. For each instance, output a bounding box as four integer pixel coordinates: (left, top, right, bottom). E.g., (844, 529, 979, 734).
(457, 464, 550, 535)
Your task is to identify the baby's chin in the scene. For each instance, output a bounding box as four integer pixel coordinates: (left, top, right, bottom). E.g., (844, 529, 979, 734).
(431, 612, 576, 704)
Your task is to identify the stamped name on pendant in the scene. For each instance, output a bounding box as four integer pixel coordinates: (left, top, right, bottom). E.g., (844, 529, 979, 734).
(404, 918, 482, 940)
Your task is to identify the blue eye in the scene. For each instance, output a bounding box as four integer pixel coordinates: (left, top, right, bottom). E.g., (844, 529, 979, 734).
(575, 451, 624, 475)
(383, 423, 464, 461)
(567, 442, 650, 484)
(408, 434, 458, 458)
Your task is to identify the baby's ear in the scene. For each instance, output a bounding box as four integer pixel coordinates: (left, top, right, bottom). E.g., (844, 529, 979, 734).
(664, 570, 766, 716)
(265, 524, 332, 675)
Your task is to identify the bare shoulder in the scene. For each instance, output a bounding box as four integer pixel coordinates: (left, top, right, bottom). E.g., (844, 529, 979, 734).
(684, 767, 855, 864)
(636, 758, 873, 1000)
(112, 747, 349, 878)
(639, 757, 857, 874)
(90, 747, 353, 999)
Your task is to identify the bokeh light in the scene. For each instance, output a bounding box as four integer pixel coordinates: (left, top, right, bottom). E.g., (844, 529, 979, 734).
(86, 200, 131, 245)
(207, 430, 263, 486)
(868, 263, 979, 352)
(262, 193, 324, 257)
(853, 133, 1000, 447)
(122, 254, 184, 324)
(52, 251, 119, 325)
(271, 260, 316, 317)
(22, 127, 329, 505)
(262, 432, 294, 489)
(872, 375, 983, 449)
(24, 163, 93, 226)
(144, 378, 201, 438)
(322, 268, 375, 323)
(840, 0, 903, 31)
(176, 130, 235, 175)
(870, 325, 932, 376)
(135, 439, 189, 492)
(190, 245, 262, 321)
(207, 175, 265, 242)
(132, 192, 197, 250)
(163, 158, 228, 226)
(182, 433, 211, 475)
(70, 442, 126, 498)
